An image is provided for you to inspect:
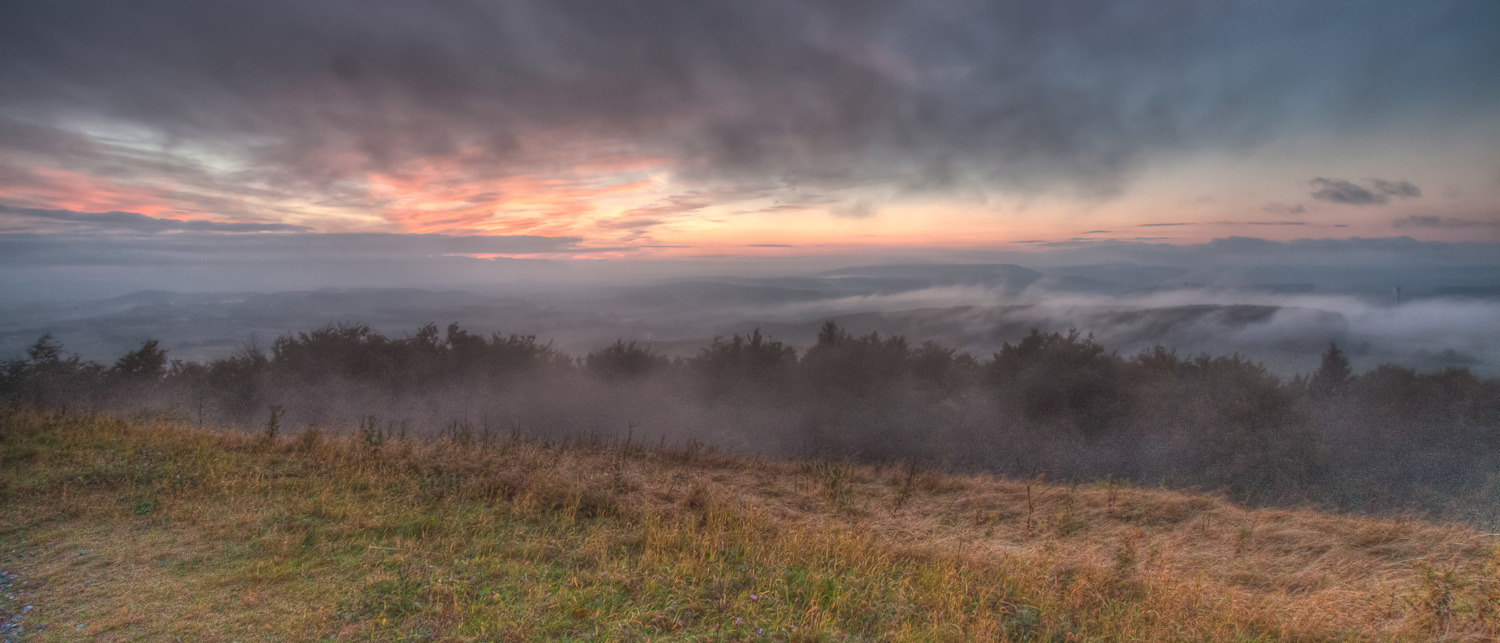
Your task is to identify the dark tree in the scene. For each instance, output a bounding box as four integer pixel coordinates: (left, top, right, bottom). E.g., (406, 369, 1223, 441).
(989, 329, 1124, 436)
(801, 322, 911, 397)
(0, 334, 103, 407)
(585, 340, 667, 380)
(111, 340, 169, 382)
(692, 329, 797, 389)
(1309, 342, 1351, 396)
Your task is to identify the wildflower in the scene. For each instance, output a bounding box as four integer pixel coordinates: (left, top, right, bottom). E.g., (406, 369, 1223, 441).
(735, 617, 743, 624)
(750, 594, 758, 600)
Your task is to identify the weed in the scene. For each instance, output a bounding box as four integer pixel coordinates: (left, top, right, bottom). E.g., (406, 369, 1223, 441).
(892, 460, 920, 510)
(359, 415, 385, 449)
(262, 404, 283, 442)
(802, 460, 856, 509)
(1410, 564, 1461, 635)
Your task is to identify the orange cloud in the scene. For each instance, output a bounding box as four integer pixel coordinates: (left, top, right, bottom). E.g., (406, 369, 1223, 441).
(0, 166, 177, 218)
(366, 146, 666, 238)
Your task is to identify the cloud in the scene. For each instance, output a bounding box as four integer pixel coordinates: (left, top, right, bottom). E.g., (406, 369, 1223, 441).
(1309, 178, 1422, 206)
(1208, 220, 1307, 226)
(0, 0, 1493, 226)
(749, 244, 794, 247)
(620, 191, 755, 219)
(1372, 179, 1421, 199)
(741, 193, 842, 215)
(0, 205, 594, 269)
(1138, 223, 1193, 227)
(0, 231, 594, 265)
(1309, 178, 1382, 205)
(1394, 215, 1499, 229)
(829, 200, 877, 220)
(1262, 202, 1306, 215)
(594, 217, 664, 231)
(0, 204, 310, 233)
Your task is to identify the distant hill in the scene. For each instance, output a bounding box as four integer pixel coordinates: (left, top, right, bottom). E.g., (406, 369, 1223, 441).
(612, 281, 829, 308)
(818, 263, 1045, 291)
(1041, 263, 1189, 287)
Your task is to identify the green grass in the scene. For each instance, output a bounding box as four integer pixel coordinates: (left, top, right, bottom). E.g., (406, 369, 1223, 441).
(1, 409, 1497, 641)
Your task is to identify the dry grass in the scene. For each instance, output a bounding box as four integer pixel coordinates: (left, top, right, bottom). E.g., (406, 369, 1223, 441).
(2, 409, 1498, 641)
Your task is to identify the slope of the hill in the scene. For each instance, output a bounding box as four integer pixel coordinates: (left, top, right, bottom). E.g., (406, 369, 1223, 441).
(1, 410, 1497, 641)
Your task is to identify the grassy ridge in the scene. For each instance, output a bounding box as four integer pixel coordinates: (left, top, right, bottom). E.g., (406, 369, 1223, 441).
(1, 411, 1498, 641)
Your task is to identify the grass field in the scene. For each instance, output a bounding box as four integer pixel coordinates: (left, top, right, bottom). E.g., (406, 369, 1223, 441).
(2, 409, 1498, 641)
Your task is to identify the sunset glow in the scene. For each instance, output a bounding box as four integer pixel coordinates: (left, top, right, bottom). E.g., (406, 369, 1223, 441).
(1, 0, 1496, 269)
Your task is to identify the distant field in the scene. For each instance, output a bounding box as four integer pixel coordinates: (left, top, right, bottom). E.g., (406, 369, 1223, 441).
(2, 410, 1497, 641)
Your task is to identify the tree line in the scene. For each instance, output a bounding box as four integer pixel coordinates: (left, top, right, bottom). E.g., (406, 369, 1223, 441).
(4, 321, 1498, 523)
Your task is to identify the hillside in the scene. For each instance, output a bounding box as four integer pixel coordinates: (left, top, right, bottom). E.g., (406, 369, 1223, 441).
(2, 411, 1497, 641)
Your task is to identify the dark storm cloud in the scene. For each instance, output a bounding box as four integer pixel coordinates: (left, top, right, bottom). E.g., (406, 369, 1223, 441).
(1310, 178, 1423, 206)
(2, 0, 1495, 199)
(0, 204, 309, 233)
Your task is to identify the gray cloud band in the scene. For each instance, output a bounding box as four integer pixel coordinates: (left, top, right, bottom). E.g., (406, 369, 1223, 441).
(0, 205, 309, 233)
(1309, 178, 1422, 206)
(1, 0, 1495, 206)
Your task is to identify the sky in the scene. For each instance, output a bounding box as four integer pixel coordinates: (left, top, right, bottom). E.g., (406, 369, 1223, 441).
(1, 0, 1499, 296)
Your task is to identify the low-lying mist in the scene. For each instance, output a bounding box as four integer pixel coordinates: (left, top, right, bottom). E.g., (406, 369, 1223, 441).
(3, 261, 1497, 378)
(743, 285, 1500, 376)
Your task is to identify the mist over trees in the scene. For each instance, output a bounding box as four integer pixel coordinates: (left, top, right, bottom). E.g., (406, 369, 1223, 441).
(3, 321, 1498, 524)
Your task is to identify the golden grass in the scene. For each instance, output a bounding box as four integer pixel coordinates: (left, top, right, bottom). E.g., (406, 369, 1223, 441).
(1, 409, 1498, 641)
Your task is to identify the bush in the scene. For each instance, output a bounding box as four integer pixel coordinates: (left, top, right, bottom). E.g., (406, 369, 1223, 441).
(989, 329, 1125, 436)
(585, 340, 667, 380)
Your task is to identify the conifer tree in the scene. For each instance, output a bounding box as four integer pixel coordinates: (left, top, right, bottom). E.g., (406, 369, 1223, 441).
(1309, 342, 1351, 396)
